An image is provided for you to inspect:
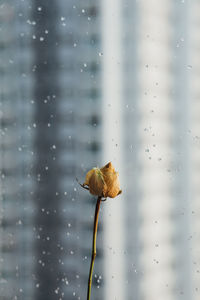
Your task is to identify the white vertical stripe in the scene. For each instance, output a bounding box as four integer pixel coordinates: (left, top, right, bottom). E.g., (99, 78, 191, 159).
(190, 1, 200, 299)
(102, 0, 125, 299)
(137, 1, 175, 300)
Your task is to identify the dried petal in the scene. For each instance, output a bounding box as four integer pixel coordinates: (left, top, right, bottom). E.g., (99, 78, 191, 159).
(84, 169, 95, 186)
(100, 162, 122, 198)
(84, 168, 107, 196)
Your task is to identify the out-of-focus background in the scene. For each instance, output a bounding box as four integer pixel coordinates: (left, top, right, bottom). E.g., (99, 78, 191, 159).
(0, 0, 200, 300)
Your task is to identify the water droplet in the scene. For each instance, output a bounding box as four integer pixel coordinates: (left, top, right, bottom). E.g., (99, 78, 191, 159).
(54, 288, 59, 294)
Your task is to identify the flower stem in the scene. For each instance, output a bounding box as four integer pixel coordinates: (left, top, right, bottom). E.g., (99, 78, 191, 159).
(87, 196, 102, 300)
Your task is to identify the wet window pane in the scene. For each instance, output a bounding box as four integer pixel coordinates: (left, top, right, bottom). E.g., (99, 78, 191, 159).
(1, 1, 200, 300)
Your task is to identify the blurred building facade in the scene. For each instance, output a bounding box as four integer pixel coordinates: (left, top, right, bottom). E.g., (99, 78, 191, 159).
(0, 1, 35, 299)
(102, 1, 200, 300)
(32, 0, 103, 299)
(0, 1, 104, 300)
(1, 1, 200, 300)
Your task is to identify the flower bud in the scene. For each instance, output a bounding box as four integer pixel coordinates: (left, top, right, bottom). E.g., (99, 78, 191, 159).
(84, 162, 122, 198)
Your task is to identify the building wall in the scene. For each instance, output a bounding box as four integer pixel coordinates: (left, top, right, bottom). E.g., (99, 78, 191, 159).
(32, 1, 104, 300)
(102, 1, 200, 300)
(0, 2, 35, 299)
(0, 1, 104, 300)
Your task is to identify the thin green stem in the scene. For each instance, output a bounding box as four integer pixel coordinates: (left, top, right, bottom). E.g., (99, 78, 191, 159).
(87, 196, 102, 300)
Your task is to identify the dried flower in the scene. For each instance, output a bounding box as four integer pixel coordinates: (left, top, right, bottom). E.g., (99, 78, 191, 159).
(83, 162, 122, 198)
(77, 162, 122, 300)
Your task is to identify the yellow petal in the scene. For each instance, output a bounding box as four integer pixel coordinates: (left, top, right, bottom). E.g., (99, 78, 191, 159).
(84, 168, 95, 186)
(84, 168, 107, 196)
(100, 162, 122, 198)
(100, 162, 115, 173)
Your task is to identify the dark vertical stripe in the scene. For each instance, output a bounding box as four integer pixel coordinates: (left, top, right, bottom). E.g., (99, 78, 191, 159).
(32, 2, 62, 299)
